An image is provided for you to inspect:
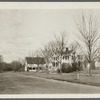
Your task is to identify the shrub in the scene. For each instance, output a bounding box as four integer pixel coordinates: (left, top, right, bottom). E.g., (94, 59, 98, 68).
(61, 62, 83, 73)
(71, 62, 78, 71)
(57, 68, 60, 73)
(61, 63, 72, 73)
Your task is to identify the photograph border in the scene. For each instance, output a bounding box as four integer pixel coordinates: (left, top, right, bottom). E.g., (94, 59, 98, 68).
(0, 2, 100, 99)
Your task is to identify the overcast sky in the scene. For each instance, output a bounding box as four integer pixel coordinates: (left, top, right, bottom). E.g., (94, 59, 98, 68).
(0, 9, 100, 63)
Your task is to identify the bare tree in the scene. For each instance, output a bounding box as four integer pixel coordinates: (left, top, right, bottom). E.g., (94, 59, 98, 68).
(41, 32, 68, 74)
(33, 50, 42, 57)
(54, 32, 68, 74)
(40, 41, 56, 74)
(74, 11, 100, 76)
(69, 42, 78, 63)
(69, 42, 77, 52)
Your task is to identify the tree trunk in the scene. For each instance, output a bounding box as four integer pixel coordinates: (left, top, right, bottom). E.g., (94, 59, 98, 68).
(89, 62, 92, 76)
(46, 63, 49, 74)
(76, 70, 79, 79)
(59, 62, 62, 75)
(59, 68, 62, 75)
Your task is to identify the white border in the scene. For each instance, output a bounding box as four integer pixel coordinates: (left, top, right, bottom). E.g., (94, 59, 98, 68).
(0, 2, 99, 9)
(0, 2, 100, 98)
(1, 94, 100, 98)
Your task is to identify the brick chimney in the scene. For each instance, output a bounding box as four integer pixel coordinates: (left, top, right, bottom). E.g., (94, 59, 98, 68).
(66, 47, 68, 52)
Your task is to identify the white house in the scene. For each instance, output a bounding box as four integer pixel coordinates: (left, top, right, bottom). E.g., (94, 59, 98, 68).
(49, 47, 84, 71)
(25, 57, 46, 72)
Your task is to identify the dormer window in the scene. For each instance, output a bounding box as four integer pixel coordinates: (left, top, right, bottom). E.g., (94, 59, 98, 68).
(65, 56, 69, 60)
(78, 55, 83, 60)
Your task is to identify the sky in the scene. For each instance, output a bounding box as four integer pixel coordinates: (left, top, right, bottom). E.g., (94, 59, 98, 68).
(0, 9, 100, 63)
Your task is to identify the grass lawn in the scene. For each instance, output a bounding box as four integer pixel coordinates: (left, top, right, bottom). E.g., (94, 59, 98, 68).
(1, 72, 100, 94)
(80, 68, 100, 74)
(19, 69, 100, 87)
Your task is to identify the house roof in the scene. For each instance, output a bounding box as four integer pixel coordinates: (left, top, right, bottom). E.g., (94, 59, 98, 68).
(62, 50, 73, 55)
(25, 57, 46, 64)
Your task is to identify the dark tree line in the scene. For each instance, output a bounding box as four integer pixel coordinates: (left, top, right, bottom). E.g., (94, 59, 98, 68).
(0, 61, 25, 72)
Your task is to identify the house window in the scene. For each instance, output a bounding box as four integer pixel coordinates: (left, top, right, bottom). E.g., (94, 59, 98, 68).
(65, 56, 67, 60)
(29, 67, 32, 70)
(65, 56, 69, 60)
(56, 62, 58, 66)
(52, 62, 55, 67)
(54, 56, 58, 60)
(63, 56, 65, 60)
(33, 67, 35, 70)
(40, 67, 42, 70)
(78, 55, 83, 60)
